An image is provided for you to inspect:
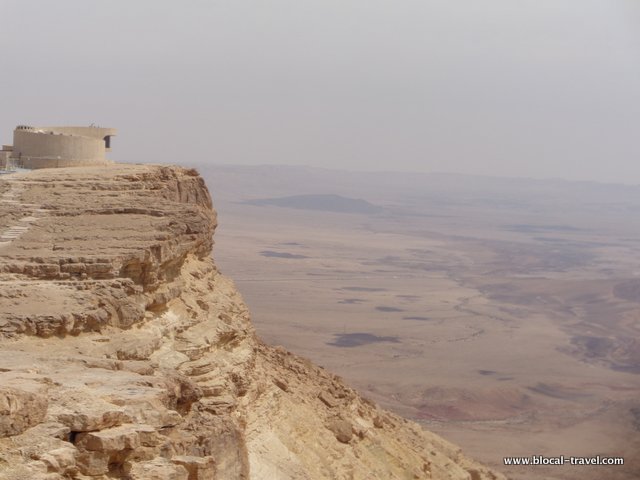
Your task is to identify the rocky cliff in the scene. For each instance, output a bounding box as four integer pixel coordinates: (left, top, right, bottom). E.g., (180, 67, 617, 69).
(0, 165, 503, 480)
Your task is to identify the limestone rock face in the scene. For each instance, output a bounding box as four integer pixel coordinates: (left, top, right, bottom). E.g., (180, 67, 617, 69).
(0, 165, 504, 480)
(0, 382, 48, 437)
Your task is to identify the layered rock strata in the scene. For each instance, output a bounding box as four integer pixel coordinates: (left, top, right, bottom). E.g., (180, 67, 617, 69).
(0, 165, 503, 480)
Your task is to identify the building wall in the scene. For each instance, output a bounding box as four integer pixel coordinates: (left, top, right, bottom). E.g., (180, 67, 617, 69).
(37, 126, 116, 138)
(37, 127, 117, 151)
(21, 156, 113, 169)
(13, 129, 108, 167)
(0, 151, 11, 169)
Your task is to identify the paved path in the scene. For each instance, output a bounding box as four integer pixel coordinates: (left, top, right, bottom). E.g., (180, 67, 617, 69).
(0, 178, 47, 248)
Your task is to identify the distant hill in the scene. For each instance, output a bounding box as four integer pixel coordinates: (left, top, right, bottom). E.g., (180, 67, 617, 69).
(243, 193, 382, 214)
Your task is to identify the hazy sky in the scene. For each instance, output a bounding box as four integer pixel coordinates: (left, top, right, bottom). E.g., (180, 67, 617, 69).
(1, 1, 638, 183)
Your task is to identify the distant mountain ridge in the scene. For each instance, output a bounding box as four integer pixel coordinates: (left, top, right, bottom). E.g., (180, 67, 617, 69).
(244, 193, 383, 214)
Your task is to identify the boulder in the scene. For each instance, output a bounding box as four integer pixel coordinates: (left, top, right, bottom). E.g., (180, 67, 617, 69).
(0, 386, 48, 437)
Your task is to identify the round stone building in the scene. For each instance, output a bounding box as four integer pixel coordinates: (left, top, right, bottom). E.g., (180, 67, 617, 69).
(1, 125, 116, 169)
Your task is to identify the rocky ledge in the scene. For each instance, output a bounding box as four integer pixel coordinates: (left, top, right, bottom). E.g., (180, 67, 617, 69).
(0, 164, 503, 480)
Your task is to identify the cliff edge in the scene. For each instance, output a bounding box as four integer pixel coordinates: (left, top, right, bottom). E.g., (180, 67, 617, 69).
(0, 165, 503, 480)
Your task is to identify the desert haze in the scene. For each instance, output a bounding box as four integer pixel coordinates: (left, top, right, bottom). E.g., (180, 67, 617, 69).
(201, 164, 640, 480)
(1, 1, 638, 479)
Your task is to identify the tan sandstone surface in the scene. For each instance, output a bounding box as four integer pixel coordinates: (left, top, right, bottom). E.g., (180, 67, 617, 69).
(0, 164, 503, 480)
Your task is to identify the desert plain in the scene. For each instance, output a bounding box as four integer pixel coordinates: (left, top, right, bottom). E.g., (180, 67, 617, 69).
(200, 165, 640, 480)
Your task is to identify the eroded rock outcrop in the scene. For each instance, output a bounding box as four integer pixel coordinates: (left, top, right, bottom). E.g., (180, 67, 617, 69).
(0, 165, 503, 480)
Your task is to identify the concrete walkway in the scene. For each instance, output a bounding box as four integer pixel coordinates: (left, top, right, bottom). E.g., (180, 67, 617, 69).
(0, 178, 47, 248)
